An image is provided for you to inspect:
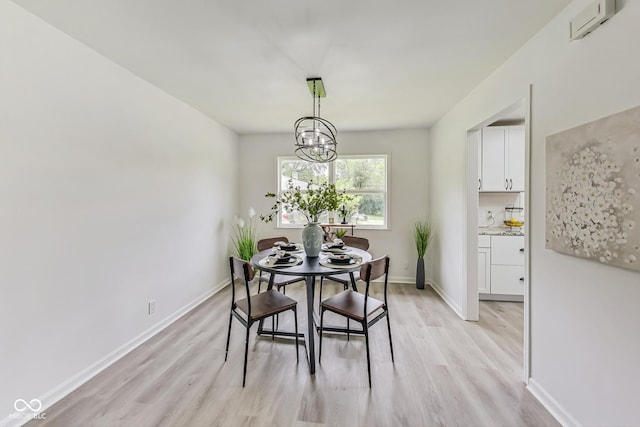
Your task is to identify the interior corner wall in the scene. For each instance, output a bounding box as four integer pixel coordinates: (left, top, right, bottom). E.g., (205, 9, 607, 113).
(238, 129, 430, 283)
(0, 1, 238, 423)
(429, 0, 640, 424)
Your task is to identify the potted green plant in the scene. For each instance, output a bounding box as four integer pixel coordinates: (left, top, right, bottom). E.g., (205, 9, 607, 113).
(334, 228, 348, 239)
(414, 219, 433, 289)
(230, 207, 258, 261)
(261, 179, 351, 257)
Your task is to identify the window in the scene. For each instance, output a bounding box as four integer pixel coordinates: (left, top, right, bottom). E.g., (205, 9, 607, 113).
(277, 155, 388, 229)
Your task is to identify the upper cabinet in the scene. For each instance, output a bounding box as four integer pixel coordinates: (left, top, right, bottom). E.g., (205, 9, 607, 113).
(479, 125, 524, 192)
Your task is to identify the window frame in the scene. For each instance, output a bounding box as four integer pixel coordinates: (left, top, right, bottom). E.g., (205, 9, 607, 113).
(276, 154, 389, 230)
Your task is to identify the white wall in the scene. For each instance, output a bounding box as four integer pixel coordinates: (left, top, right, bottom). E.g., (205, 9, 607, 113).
(0, 2, 237, 423)
(238, 129, 430, 283)
(430, 0, 640, 424)
(478, 192, 524, 227)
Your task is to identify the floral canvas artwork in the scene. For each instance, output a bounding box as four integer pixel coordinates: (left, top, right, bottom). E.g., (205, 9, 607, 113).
(546, 105, 640, 272)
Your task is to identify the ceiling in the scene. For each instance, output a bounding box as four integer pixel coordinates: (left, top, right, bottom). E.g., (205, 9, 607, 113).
(12, 0, 570, 134)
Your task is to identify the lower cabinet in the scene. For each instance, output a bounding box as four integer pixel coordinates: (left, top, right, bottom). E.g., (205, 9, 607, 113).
(478, 235, 524, 297)
(490, 265, 525, 295)
(478, 235, 491, 294)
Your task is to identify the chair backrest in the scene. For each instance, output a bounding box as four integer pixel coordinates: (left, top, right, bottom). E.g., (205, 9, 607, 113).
(342, 235, 370, 251)
(229, 256, 255, 309)
(257, 236, 289, 251)
(359, 256, 390, 312)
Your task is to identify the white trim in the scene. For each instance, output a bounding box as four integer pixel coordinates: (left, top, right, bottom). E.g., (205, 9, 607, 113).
(0, 280, 229, 427)
(386, 276, 418, 284)
(523, 84, 532, 384)
(427, 280, 465, 320)
(527, 378, 581, 427)
(464, 129, 481, 321)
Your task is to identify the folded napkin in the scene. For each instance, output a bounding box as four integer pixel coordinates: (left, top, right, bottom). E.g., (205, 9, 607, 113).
(268, 250, 294, 264)
(279, 243, 298, 251)
(323, 239, 346, 250)
(328, 254, 353, 264)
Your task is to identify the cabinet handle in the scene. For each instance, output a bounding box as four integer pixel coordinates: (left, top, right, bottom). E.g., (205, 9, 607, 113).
(479, 179, 481, 191)
(519, 248, 525, 253)
(505, 179, 509, 190)
(509, 179, 513, 190)
(519, 277, 525, 282)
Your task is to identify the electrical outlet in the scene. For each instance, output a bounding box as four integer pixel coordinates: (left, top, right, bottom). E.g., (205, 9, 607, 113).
(148, 300, 156, 315)
(402, 260, 409, 270)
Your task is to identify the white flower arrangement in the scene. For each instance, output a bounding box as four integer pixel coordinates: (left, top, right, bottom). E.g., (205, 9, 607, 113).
(548, 143, 638, 265)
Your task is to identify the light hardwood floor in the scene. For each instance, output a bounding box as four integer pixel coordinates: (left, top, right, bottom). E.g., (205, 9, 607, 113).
(27, 283, 559, 427)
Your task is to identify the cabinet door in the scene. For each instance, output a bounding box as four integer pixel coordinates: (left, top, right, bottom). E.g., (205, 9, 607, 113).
(490, 265, 525, 295)
(506, 126, 525, 192)
(478, 247, 491, 293)
(481, 127, 507, 191)
(491, 236, 525, 265)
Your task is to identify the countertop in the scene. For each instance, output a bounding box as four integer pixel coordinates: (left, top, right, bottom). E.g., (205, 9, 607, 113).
(478, 227, 524, 236)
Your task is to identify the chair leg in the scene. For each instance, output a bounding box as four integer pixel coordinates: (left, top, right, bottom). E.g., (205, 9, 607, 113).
(319, 308, 325, 364)
(293, 307, 299, 363)
(242, 326, 250, 387)
(363, 322, 371, 388)
(386, 311, 395, 363)
(347, 318, 350, 341)
(224, 312, 233, 362)
(271, 315, 275, 340)
(349, 272, 358, 291)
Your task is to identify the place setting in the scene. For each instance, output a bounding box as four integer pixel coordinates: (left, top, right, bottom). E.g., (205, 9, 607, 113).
(259, 249, 303, 267)
(319, 253, 363, 269)
(272, 240, 304, 254)
(321, 238, 351, 254)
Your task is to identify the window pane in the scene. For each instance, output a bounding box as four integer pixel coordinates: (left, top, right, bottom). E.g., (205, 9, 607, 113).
(346, 193, 385, 226)
(280, 159, 329, 188)
(280, 208, 328, 225)
(335, 158, 385, 191)
(275, 156, 387, 229)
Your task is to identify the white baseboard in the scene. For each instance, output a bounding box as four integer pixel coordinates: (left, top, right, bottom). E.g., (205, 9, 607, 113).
(387, 275, 415, 284)
(0, 280, 229, 427)
(527, 378, 581, 427)
(427, 280, 464, 319)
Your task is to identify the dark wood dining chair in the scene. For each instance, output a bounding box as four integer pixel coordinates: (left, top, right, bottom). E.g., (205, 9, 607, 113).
(256, 236, 305, 294)
(319, 235, 370, 305)
(319, 255, 393, 388)
(225, 257, 299, 387)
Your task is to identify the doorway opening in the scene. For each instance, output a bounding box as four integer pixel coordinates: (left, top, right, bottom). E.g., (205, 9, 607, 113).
(464, 91, 531, 383)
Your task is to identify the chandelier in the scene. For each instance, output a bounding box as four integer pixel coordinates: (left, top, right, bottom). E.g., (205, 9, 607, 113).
(294, 77, 337, 163)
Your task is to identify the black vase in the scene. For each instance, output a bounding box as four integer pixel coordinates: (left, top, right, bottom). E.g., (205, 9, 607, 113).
(416, 257, 425, 289)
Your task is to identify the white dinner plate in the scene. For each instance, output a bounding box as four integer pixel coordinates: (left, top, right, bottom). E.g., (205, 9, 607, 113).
(259, 254, 303, 268)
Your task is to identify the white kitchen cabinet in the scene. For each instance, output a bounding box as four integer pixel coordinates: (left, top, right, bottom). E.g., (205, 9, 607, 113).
(490, 235, 525, 296)
(478, 235, 491, 293)
(491, 235, 525, 265)
(479, 126, 524, 192)
(478, 247, 491, 293)
(506, 126, 525, 192)
(490, 265, 525, 295)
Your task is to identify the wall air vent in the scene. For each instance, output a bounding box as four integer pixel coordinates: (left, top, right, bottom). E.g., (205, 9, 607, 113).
(570, 0, 616, 41)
